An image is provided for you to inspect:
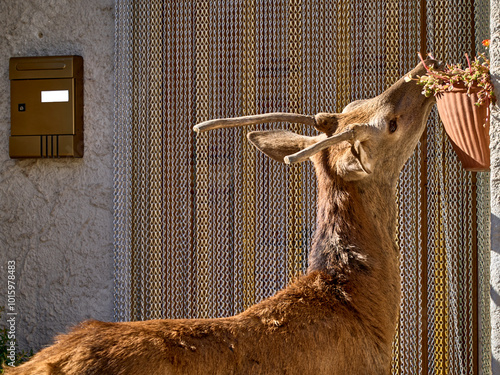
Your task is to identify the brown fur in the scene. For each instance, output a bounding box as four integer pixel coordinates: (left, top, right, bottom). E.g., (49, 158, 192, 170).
(4, 60, 438, 375)
(5, 272, 390, 374)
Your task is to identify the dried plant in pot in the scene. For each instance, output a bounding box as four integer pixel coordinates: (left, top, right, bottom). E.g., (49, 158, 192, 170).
(405, 40, 495, 171)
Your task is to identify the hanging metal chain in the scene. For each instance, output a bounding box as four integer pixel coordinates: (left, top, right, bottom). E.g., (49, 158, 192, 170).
(145, 0, 166, 321)
(130, 0, 149, 321)
(478, 172, 492, 375)
(287, 0, 304, 280)
(337, 0, 351, 108)
(475, 2, 492, 374)
(113, 0, 133, 322)
(163, 0, 197, 319)
(392, 0, 424, 371)
(386, 0, 402, 371)
(195, 0, 215, 319)
(241, 0, 257, 310)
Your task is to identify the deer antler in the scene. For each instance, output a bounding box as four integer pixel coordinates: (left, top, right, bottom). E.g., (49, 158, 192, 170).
(193, 113, 317, 133)
(284, 130, 353, 164)
(284, 124, 373, 167)
(194, 114, 375, 171)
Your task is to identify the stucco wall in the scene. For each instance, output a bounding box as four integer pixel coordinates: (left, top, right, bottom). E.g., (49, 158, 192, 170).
(0, 0, 115, 352)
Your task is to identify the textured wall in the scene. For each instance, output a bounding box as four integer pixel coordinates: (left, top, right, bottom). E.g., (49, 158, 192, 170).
(0, 1, 115, 352)
(492, 0, 500, 373)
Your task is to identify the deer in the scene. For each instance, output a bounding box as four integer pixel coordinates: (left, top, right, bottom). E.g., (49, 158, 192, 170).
(4, 59, 439, 375)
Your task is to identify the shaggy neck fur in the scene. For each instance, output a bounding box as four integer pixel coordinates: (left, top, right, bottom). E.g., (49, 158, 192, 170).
(308, 175, 398, 275)
(307, 159, 401, 338)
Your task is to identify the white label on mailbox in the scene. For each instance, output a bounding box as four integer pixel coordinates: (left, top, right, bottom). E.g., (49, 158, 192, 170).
(41, 90, 69, 103)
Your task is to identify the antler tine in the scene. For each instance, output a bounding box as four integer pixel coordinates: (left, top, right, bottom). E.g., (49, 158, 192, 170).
(193, 113, 316, 133)
(284, 131, 354, 164)
(284, 124, 372, 164)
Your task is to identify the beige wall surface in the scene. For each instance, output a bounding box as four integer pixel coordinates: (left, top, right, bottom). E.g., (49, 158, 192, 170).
(0, 0, 115, 351)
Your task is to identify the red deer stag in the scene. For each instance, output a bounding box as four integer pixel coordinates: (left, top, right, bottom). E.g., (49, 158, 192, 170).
(5, 59, 438, 375)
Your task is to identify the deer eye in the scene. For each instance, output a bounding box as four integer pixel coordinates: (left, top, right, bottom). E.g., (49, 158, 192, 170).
(389, 119, 398, 133)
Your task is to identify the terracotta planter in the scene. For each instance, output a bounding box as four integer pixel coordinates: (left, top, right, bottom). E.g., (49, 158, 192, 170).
(435, 84, 490, 171)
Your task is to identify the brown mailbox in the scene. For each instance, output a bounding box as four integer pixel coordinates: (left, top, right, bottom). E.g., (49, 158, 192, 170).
(9, 55, 83, 158)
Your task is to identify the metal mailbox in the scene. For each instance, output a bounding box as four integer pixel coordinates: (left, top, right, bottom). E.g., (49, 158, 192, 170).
(9, 55, 84, 158)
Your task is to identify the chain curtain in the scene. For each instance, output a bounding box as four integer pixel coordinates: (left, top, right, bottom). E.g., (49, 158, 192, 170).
(113, 1, 491, 373)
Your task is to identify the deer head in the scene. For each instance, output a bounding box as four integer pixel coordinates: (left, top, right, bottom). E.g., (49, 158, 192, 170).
(194, 60, 439, 185)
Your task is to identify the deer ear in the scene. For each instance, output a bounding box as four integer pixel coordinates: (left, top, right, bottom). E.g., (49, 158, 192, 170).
(352, 140, 374, 174)
(337, 141, 374, 181)
(247, 130, 319, 163)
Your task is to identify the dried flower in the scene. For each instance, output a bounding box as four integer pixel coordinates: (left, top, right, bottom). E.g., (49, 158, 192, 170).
(405, 50, 496, 108)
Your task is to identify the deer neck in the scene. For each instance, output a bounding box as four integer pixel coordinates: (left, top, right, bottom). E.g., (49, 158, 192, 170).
(308, 173, 400, 303)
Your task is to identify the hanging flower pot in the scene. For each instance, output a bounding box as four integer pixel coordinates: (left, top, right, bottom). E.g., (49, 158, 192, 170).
(405, 40, 495, 172)
(435, 83, 490, 171)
